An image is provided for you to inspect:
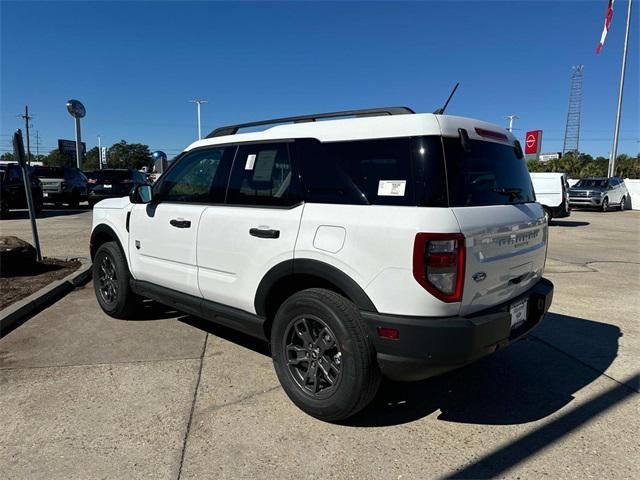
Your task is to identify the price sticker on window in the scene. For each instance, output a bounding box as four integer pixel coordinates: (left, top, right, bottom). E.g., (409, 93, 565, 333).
(378, 180, 406, 196)
(245, 154, 257, 170)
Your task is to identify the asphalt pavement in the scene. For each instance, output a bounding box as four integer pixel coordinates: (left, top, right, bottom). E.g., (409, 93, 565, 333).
(0, 209, 638, 479)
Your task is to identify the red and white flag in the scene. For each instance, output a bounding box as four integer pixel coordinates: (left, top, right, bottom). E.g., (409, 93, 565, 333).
(596, 0, 615, 54)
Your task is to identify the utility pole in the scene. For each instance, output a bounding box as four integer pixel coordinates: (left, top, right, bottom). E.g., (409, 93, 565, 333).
(505, 115, 519, 132)
(35, 131, 40, 157)
(608, 0, 633, 177)
(189, 99, 208, 140)
(18, 106, 33, 164)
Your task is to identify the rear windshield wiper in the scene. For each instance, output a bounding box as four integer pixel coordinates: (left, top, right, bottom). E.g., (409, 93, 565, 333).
(493, 187, 522, 201)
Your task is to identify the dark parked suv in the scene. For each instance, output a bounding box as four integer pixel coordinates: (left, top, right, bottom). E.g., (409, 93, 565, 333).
(86, 169, 149, 207)
(568, 176, 629, 212)
(0, 163, 43, 216)
(33, 166, 88, 207)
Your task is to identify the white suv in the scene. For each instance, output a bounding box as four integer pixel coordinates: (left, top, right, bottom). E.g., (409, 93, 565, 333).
(90, 107, 554, 421)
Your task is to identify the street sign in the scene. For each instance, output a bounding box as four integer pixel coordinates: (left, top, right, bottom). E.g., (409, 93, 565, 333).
(525, 130, 543, 160)
(58, 139, 86, 158)
(100, 147, 107, 165)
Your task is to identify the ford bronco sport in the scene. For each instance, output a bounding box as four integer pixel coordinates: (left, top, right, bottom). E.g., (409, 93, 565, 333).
(90, 107, 554, 421)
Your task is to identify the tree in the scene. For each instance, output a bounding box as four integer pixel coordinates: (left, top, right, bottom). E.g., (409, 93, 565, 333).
(84, 147, 100, 171)
(43, 149, 74, 167)
(107, 140, 152, 170)
(0, 152, 14, 162)
(527, 160, 547, 172)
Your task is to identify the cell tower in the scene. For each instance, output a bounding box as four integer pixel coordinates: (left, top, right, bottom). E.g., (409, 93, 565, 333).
(562, 65, 584, 155)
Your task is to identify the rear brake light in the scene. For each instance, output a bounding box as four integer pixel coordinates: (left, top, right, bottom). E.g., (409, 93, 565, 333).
(475, 127, 508, 141)
(413, 233, 465, 303)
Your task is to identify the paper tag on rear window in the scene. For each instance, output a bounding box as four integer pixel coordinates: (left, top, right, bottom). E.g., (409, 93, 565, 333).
(378, 180, 406, 196)
(245, 154, 256, 170)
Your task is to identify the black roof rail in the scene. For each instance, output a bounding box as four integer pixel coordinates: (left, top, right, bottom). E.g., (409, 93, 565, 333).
(206, 106, 415, 138)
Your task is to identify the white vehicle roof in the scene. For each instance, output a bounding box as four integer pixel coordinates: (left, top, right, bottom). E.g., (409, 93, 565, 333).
(529, 172, 568, 179)
(185, 113, 515, 152)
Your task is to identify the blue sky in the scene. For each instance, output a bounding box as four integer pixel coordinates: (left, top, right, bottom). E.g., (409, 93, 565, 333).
(1, 1, 638, 158)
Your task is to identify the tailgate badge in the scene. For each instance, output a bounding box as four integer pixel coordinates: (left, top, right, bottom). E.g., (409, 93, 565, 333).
(472, 272, 487, 282)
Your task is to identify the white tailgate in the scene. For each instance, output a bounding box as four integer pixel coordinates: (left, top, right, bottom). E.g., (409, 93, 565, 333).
(452, 203, 547, 316)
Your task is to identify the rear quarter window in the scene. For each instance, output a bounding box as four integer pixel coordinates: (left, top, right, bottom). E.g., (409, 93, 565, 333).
(443, 137, 535, 207)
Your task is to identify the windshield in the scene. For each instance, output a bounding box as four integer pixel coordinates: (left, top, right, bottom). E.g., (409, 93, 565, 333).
(33, 166, 64, 178)
(442, 137, 535, 206)
(575, 179, 607, 188)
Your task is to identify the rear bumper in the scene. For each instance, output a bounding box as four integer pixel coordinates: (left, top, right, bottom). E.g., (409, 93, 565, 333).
(550, 203, 570, 218)
(362, 278, 554, 381)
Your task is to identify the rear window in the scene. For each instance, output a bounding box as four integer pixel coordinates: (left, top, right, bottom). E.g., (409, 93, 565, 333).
(91, 170, 131, 182)
(33, 166, 64, 178)
(442, 137, 535, 206)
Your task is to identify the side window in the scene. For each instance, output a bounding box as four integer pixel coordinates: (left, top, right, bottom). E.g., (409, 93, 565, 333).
(226, 142, 299, 206)
(158, 147, 231, 203)
(299, 137, 423, 206)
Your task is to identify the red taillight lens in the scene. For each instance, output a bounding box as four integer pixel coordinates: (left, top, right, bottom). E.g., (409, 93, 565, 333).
(377, 327, 400, 340)
(413, 233, 465, 303)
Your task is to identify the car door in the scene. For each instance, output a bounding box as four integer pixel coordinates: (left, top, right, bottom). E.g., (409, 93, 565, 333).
(128, 146, 232, 297)
(197, 141, 304, 314)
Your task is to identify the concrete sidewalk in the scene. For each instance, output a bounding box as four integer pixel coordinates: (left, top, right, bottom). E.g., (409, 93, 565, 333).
(1, 210, 638, 479)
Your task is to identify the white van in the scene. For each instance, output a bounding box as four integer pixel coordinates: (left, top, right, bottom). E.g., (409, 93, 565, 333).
(530, 172, 570, 220)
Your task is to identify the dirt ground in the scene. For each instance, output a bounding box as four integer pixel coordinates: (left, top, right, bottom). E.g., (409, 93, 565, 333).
(0, 258, 80, 309)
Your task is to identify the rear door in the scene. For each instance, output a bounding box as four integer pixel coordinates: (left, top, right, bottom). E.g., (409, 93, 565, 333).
(128, 147, 232, 297)
(197, 141, 303, 314)
(441, 134, 547, 316)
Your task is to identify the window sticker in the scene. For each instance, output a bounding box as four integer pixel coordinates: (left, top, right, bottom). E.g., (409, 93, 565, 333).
(378, 180, 406, 196)
(253, 150, 277, 181)
(245, 154, 257, 170)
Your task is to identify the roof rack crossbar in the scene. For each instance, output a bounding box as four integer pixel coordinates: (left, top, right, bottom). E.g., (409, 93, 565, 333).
(206, 106, 415, 138)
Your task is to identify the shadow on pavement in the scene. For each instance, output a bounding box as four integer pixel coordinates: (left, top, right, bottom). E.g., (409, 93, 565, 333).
(442, 373, 638, 479)
(346, 313, 621, 427)
(549, 220, 590, 227)
(1, 207, 89, 220)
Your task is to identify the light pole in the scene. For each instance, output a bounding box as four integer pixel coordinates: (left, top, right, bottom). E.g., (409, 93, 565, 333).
(66, 99, 86, 169)
(189, 99, 208, 140)
(505, 115, 519, 132)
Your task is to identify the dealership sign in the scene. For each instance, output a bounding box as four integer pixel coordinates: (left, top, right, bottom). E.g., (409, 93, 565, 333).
(58, 139, 86, 159)
(524, 130, 543, 160)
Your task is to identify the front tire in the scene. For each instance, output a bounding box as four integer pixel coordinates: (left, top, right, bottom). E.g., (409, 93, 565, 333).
(271, 288, 381, 422)
(69, 190, 79, 208)
(619, 196, 626, 211)
(601, 197, 609, 212)
(93, 241, 140, 318)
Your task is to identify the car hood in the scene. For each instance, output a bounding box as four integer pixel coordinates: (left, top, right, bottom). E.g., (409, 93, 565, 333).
(93, 196, 131, 209)
(569, 187, 606, 192)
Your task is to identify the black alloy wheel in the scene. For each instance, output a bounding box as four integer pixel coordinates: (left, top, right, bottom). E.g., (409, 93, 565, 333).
(283, 315, 343, 397)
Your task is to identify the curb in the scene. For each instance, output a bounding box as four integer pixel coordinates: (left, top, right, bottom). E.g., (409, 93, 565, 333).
(0, 257, 92, 338)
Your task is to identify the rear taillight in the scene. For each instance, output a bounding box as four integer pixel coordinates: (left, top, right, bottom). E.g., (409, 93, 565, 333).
(88, 178, 97, 184)
(413, 233, 465, 303)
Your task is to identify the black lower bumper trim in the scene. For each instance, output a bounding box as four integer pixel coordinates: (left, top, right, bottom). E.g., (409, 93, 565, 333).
(362, 278, 554, 381)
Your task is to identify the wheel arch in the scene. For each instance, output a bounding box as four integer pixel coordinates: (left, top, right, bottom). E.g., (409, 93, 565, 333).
(90, 223, 127, 262)
(255, 259, 378, 337)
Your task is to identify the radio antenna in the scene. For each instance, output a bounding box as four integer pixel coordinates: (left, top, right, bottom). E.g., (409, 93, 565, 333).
(433, 82, 459, 115)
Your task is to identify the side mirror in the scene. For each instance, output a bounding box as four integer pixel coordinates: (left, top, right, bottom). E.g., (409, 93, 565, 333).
(130, 184, 153, 204)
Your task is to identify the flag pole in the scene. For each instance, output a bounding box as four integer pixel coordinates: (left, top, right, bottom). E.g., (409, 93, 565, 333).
(608, 0, 633, 177)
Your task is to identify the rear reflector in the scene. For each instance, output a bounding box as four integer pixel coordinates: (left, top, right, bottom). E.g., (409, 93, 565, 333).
(475, 127, 508, 141)
(413, 233, 465, 303)
(377, 327, 400, 340)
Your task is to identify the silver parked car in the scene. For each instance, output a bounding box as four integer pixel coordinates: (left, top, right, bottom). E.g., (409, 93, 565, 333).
(568, 177, 628, 212)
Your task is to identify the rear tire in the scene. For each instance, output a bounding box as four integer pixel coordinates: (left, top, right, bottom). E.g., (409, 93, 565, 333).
(271, 288, 381, 422)
(93, 241, 140, 319)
